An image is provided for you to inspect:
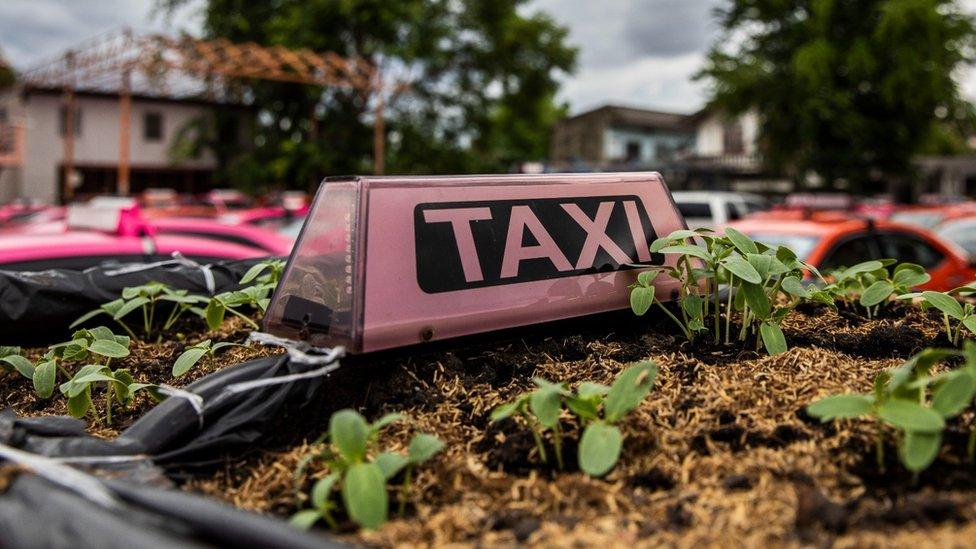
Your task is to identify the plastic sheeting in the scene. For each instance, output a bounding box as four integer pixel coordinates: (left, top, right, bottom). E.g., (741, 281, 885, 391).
(0, 353, 344, 548)
(0, 257, 277, 346)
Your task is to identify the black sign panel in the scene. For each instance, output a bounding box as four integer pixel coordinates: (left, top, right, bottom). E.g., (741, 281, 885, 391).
(414, 195, 663, 293)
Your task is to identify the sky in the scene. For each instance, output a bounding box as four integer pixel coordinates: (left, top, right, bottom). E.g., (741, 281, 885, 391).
(0, 0, 974, 116)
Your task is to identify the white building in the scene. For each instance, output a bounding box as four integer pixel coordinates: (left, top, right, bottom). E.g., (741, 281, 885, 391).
(0, 87, 244, 204)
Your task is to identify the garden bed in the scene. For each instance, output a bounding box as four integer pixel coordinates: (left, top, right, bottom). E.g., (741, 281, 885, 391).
(0, 315, 283, 438)
(163, 304, 976, 547)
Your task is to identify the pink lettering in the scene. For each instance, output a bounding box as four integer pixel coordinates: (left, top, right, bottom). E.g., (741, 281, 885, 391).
(423, 207, 493, 282)
(561, 201, 632, 269)
(623, 200, 652, 262)
(500, 206, 572, 278)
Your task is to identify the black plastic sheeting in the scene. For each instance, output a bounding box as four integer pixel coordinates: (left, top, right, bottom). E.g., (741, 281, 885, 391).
(0, 354, 344, 548)
(0, 257, 277, 346)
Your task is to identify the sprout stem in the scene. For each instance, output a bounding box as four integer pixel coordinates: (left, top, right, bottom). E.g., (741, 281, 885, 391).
(725, 274, 735, 345)
(967, 427, 976, 463)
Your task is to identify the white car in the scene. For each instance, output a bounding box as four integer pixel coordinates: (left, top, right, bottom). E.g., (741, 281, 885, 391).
(671, 191, 768, 229)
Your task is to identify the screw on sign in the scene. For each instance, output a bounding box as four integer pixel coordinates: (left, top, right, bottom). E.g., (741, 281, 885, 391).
(263, 173, 688, 353)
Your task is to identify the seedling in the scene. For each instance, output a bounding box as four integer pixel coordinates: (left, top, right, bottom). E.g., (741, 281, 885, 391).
(898, 288, 976, 345)
(11, 326, 155, 424)
(72, 282, 207, 341)
(570, 361, 658, 476)
(172, 338, 248, 377)
(807, 348, 955, 474)
(198, 285, 271, 332)
(827, 260, 930, 318)
(0, 346, 34, 380)
(490, 378, 571, 469)
(631, 228, 821, 355)
(290, 409, 443, 530)
(239, 258, 286, 286)
(491, 361, 658, 477)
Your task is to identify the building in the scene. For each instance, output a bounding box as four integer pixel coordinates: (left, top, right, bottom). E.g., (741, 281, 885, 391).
(549, 104, 694, 170)
(0, 87, 249, 204)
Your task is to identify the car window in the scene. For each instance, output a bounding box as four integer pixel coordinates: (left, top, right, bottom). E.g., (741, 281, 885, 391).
(821, 236, 877, 271)
(877, 232, 944, 269)
(676, 202, 712, 219)
(726, 203, 742, 222)
(745, 233, 819, 260)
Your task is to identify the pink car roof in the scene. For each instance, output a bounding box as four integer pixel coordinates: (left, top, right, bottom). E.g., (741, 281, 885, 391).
(150, 217, 294, 255)
(0, 230, 268, 267)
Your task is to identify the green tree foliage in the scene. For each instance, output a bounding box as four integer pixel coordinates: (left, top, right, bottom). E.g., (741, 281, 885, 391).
(158, 0, 576, 187)
(698, 0, 976, 194)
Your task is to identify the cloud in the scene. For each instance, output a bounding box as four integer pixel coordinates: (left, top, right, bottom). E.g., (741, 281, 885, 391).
(624, 0, 720, 58)
(0, 0, 200, 68)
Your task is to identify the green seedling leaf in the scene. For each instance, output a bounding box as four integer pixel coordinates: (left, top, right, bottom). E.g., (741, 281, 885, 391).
(311, 474, 338, 509)
(781, 276, 810, 298)
(877, 399, 945, 433)
(721, 255, 761, 284)
(490, 399, 524, 422)
(173, 346, 208, 377)
(530, 387, 563, 428)
(289, 510, 321, 530)
(806, 394, 874, 421)
(566, 396, 600, 421)
(1, 355, 35, 379)
(407, 433, 445, 464)
(370, 413, 406, 434)
(838, 260, 884, 280)
(113, 297, 150, 320)
(658, 245, 711, 262)
(682, 294, 704, 319)
(330, 409, 369, 463)
(240, 263, 270, 285)
(860, 281, 894, 307)
(32, 360, 57, 398)
(578, 423, 623, 477)
(636, 270, 659, 286)
(66, 388, 92, 418)
(745, 253, 773, 280)
(605, 361, 658, 423)
(740, 282, 771, 319)
(374, 452, 408, 480)
(630, 286, 655, 316)
(893, 265, 930, 288)
(932, 371, 976, 417)
(70, 308, 108, 329)
(204, 300, 226, 331)
(577, 382, 610, 400)
(921, 291, 965, 320)
(88, 339, 130, 358)
(901, 431, 942, 473)
(725, 227, 759, 255)
(343, 462, 388, 529)
(759, 322, 788, 355)
(962, 316, 976, 335)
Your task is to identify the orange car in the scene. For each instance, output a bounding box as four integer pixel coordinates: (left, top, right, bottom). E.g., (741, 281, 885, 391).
(727, 217, 976, 291)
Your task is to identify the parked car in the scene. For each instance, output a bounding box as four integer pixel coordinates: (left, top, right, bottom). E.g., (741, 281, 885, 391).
(0, 200, 278, 271)
(149, 217, 294, 256)
(727, 217, 976, 291)
(672, 191, 768, 228)
(936, 217, 976, 258)
(889, 203, 976, 229)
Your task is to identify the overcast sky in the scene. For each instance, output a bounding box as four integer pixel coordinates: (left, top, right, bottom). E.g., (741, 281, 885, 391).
(1, 0, 974, 115)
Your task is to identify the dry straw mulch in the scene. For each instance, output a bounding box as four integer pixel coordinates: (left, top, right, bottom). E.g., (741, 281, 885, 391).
(183, 304, 976, 547)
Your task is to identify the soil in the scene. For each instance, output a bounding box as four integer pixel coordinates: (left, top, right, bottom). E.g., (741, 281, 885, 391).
(162, 303, 976, 547)
(0, 315, 283, 438)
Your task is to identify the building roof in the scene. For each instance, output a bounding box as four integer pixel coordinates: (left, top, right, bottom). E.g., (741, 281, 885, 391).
(563, 104, 693, 132)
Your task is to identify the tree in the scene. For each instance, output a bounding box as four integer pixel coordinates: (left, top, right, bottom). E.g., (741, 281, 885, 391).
(698, 0, 976, 196)
(157, 0, 576, 189)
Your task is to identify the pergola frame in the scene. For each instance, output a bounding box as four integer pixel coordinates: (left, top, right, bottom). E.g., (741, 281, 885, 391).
(20, 29, 400, 201)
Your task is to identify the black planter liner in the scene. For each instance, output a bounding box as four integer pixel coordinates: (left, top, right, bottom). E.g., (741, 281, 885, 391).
(0, 354, 344, 548)
(0, 257, 278, 346)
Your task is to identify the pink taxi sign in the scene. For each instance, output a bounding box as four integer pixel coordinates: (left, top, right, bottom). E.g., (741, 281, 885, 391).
(263, 172, 687, 353)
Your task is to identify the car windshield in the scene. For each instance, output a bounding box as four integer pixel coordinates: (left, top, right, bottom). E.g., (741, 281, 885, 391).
(744, 232, 820, 260)
(938, 220, 976, 257)
(891, 211, 944, 229)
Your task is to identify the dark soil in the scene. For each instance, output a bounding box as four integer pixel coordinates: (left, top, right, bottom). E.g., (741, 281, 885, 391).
(169, 299, 976, 547)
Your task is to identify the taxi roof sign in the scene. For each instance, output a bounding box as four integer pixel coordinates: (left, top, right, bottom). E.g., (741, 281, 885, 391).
(263, 172, 687, 353)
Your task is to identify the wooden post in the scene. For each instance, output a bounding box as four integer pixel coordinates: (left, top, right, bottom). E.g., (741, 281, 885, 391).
(373, 93, 385, 175)
(62, 88, 75, 203)
(118, 69, 132, 196)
